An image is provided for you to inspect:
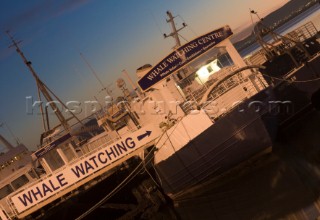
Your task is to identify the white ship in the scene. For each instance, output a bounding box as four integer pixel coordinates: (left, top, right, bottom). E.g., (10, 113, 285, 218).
(1, 10, 320, 220)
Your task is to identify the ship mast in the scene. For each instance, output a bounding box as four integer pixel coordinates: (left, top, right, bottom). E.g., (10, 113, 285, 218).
(6, 32, 82, 134)
(164, 11, 188, 79)
(164, 11, 186, 49)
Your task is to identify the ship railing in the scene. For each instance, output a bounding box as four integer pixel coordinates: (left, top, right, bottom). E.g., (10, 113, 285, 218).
(3, 182, 38, 219)
(6, 199, 18, 219)
(248, 22, 319, 66)
(185, 86, 207, 103)
(182, 66, 239, 103)
(8, 134, 117, 189)
(180, 79, 244, 115)
(204, 71, 246, 97)
(203, 86, 250, 117)
(198, 68, 267, 118)
(74, 134, 123, 162)
(72, 117, 143, 160)
(80, 133, 116, 154)
(36, 113, 98, 150)
(286, 21, 318, 42)
(278, 22, 319, 45)
(246, 50, 268, 65)
(79, 110, 143, 156)
(94, 106, 110, 120)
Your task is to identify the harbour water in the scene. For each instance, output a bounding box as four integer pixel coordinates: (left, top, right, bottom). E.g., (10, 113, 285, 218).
(280, 4, 320, 34)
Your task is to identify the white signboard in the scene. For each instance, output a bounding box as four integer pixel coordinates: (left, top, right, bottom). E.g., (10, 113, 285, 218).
(11, 124, 160, 213)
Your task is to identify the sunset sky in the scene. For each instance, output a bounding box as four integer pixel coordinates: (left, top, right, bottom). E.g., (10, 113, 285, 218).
(0, 0, 290, 150)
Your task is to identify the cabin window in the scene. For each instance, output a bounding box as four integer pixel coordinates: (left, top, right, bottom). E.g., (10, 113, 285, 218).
(43, 150, 65, 171)
(11, 175, 29, 190)
(0, 185, 14, 200)
(60, 144, 76, 162)
(28, 170, 38, 179)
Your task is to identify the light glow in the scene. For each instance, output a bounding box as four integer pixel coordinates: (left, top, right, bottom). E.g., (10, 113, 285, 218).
(196, 59, 221, 84)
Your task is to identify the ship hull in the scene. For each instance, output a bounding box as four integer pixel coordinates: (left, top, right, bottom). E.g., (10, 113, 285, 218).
(265, 53, 320, 127)
(154, 51, 320, 197)
(154, 89, 276, 196)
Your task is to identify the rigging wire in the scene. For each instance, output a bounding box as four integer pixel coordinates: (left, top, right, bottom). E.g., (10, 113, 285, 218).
(150, 161, 163, 187)
(151, 12, 164, 36)
(177, 14, 219, 62)
(178, 14, 198, 37)
(143, 162, 161, 188)
(75, 121, 184, 220)
(178, 33, 189, 43)
(76, 117, 189, 219)
(75, 158, 145, 220)
(261, 73, 320, 83)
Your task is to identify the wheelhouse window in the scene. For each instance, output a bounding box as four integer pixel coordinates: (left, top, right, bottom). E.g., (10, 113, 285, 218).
(0, 185, 14, 200)
(43, 149, 65, 171)
(60, 144, 76, 163)
(11, 175, 29, 190)
(28, 169, 38, 179)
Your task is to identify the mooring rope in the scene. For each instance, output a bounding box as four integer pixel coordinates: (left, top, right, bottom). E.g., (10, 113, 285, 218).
(75, 119, 184, 220)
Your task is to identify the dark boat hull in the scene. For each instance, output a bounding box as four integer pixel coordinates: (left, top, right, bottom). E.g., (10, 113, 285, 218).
(268, 54, 320, 126)
(154, 52, 320, 197)
(154, 88, 276, 196)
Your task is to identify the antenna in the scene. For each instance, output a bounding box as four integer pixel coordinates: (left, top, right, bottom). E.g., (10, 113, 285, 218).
(80, 53, 113, 99)
(250, 9, 263, 21)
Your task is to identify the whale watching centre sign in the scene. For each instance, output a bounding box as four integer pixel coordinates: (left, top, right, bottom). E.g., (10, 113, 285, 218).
(138, 25, 233, 91)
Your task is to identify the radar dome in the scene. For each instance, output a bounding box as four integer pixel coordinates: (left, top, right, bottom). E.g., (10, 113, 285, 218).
(116, 78, 126, 89)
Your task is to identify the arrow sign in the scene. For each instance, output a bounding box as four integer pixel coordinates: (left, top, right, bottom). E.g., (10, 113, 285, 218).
(137, 131, 152, 141)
